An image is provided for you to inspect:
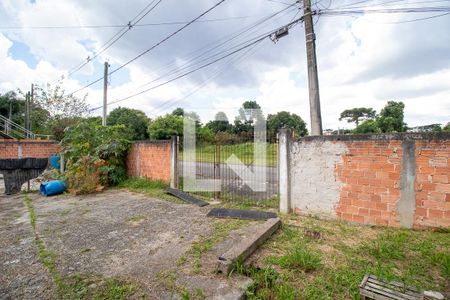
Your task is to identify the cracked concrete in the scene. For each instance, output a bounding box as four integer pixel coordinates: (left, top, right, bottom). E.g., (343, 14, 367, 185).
(0, 189, 255, 299)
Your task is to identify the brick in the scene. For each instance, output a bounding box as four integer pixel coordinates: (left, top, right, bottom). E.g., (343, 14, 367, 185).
(428, 209, 443, 219)
(359, 208, 369, 216)
(435, 184, 450, 193)
(352, 214, 365, 223)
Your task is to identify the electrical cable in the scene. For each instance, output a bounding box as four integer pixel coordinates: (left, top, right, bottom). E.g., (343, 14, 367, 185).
(85, 16, 304, 111)
(66, 0, 163, 78)
(68, 0, 227, 96)
(134, 4, 299, 91)
(0, 14, 271, 30)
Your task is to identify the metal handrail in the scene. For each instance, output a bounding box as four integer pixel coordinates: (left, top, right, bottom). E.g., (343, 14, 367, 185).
(0, 115, 53, 140)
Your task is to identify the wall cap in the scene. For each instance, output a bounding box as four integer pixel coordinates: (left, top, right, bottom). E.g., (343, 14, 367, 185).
(297, 132, 450, 142)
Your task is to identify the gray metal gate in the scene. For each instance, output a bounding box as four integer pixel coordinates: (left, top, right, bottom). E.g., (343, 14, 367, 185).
(177, 138, 278, 207)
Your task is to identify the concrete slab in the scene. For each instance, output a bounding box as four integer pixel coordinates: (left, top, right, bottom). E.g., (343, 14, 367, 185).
(217, 217, 281, 275)
(0, 190, 257, 299)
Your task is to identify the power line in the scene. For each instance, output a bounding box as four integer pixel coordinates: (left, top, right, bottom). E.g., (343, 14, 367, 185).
(318, 6, 450, 15)
(65, 0, 163, 78)
(0, 15, 267, 30)
(147, 40, 264, 117)
(68, 0, 228, 96)
(337, 0, 450, 9)
(360, 11, 450, 22)
(86, 17, 304, 111)
(134, 4, 299, 91)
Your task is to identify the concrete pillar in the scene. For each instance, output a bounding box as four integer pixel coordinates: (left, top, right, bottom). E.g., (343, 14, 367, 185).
(397, 140, 416, 228)
(60, 153, 65, 173)
(170, 136, 179, 189)
(278, 129, 291, 213)
(18, 144, 23, 159)
(135, 143, 140, 177)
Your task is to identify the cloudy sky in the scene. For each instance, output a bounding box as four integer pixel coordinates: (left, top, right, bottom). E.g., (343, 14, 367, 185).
(0, 0, 449, 131)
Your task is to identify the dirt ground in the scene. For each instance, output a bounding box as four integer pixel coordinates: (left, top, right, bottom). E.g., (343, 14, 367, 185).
(0, 189, 254, 299)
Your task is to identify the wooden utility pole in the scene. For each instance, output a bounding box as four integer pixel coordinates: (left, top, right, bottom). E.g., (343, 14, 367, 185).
(102, 62, 109, 126)
(303, 0, 323, 135)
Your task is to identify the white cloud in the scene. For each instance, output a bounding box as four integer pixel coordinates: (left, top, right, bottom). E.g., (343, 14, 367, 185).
(0, 0, 449, 131)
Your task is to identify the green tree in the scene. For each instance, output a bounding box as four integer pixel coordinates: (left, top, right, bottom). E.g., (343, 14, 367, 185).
(339, 107, 376, 127)
(377, 101, 407, 133)
(107, 107, 149, 140)
(147, 114, 183, 140)
(443, 122, 450, 132)
(206, 111, 232, 133)
(0, 90, 51, 136)
(234, 101, 264, 138)
(0, 91, 25, 125)
(267, 111, 308, 137)
(33, 84, 90, 140)
(172, 107, 184, 116)
(353, 119, 381, 134)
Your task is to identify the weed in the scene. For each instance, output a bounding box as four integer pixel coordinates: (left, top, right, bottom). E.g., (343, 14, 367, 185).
(126, 215, 145, 223)
(117, 177, 184, 204)
(361, 230, 409, 260)
(180, 287, 191, 300)
(268, 243, 322, 271)
(182, 219, 248, 273)
(60, 208, 71, 216)
(92, 278, 136, 300)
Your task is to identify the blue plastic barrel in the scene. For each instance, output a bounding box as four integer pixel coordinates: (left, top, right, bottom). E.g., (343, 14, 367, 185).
(50, 154, 60, 169)
(40, 180, 67, 197)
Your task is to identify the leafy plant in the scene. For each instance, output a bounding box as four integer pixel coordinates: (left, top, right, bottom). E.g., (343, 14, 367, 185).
(61, 121, 130, 193)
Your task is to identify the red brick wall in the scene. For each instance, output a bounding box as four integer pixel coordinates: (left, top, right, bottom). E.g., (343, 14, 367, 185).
(0, 139, 60, 159)
(289, 133, 449, 229)
(336, 140, 403, 227)
(414, 140, 450, 228)
(126, 141, 171, 183)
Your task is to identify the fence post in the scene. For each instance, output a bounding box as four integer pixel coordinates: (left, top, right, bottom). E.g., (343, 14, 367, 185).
(278, 129, 291, 213)
(170, 136, 179, 189)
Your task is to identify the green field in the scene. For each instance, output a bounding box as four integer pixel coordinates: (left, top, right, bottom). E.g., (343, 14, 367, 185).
(180, 142, 278, 167)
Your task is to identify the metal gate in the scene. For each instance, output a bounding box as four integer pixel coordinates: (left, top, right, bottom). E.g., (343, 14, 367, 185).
(177, 137, 278, 207)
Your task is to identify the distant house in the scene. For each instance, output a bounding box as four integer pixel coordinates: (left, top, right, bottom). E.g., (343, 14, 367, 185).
(408, 124, 441, 133)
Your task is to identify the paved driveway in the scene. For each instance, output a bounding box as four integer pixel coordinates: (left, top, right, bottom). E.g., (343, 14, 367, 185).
(0, 189, 252, 299)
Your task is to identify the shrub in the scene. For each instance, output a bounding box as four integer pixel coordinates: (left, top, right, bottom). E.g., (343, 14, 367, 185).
(61, 121, 130, 194)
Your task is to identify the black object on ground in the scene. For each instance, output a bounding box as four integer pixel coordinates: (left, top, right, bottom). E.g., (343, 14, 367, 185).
(207, 208, 277, 220)
(165, 188, 209, 207)
(0, 158, 48, 195)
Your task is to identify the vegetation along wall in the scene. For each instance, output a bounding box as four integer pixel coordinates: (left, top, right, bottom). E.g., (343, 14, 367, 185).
(280, 132, 450, 229)
(0, 139, 60, 160)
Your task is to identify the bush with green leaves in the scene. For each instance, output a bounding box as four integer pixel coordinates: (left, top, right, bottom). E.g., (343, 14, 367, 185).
(61, 121, 130, 193)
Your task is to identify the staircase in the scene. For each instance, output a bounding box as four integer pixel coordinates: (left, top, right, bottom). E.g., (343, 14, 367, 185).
(0, 115, 51, 140)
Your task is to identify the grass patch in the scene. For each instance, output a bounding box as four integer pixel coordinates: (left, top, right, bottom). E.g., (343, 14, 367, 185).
(23, 195, 142, 299)
(268, 243, 322, 271)
(180, 142, 278, 167)
(117, 177, 184, 204)
(244, 214, 450, 299)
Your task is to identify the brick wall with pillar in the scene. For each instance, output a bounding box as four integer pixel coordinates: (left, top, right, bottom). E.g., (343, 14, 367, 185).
(278, 132, 450, 229)
(126, 140, 174, 183)
(0, 139, 60, 159)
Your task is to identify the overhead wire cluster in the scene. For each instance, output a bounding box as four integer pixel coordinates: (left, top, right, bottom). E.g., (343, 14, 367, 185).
(8, 0, 448, 115)
(86, 3, 302, 113)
